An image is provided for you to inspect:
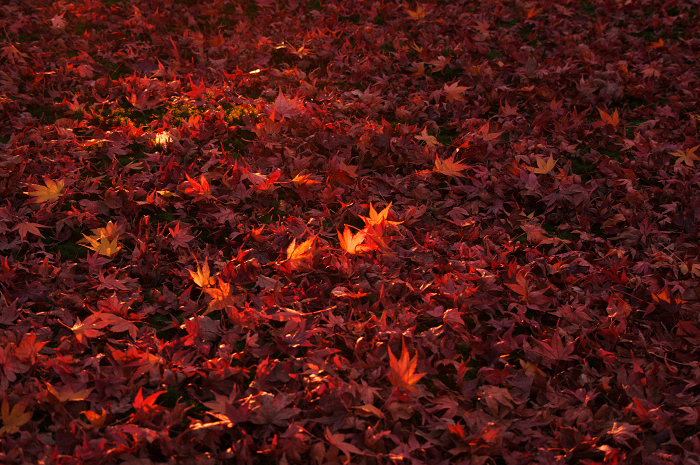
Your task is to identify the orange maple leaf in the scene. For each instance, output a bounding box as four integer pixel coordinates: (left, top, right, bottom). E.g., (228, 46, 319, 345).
(671, 145, 699, 167)
(286, 236, 316, 271)
(388, 341, 426, 392)
(338, 225, 373, 255)
(188, 258, 216, 288)
(0, 396, 32, 435)
(527, 155, 557, 174)
(182, 173, 213, 198)
(434, 155, 469, 177)
(405, 3, 429, 20)
(81, 408, 107, 427)
(291, 173, 321, 186)
(526, 7, 543, 19)
(203, 278, 236, 312)
(27, 178, 65, 204)
(597, 108, 620, 127)
(360, 202, 403, 231)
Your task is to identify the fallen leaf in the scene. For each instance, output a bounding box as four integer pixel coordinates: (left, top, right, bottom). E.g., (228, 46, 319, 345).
(527, 155, 557, 174)
(338, 225, 371, 255)
(0, 396, 31, 435)
(434, 155, 469, 177)
(27, 179, 64, 204)
(671, 145, 699, 166)
(388, 341, 426, 392)
(443, 82, 470, 103)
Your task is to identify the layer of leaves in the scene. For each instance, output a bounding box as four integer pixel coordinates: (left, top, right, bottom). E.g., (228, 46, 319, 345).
(1, 0, 699, 463)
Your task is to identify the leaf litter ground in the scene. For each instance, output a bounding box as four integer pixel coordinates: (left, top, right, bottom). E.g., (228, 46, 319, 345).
(0, 0, 699, 463)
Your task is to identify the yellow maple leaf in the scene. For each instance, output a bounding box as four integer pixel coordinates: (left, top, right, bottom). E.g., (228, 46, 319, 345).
(189, 258, 215, 288)
(434, 155, 469, 177)
(0, 396, 32, 435)
(388, 342, 426, 392)
(527, 155, 557, 174)
(89, 220, 124, 242)
(81, 235, 121, 257)
(671, 145, 699, 167)
(28, 179, 64, 204)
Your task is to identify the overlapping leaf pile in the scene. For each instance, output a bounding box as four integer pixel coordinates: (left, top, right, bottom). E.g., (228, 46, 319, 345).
(1, 0, 699, 463)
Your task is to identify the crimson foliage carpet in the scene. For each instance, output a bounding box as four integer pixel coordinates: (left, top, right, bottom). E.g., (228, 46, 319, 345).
(0, 0, 699, 463)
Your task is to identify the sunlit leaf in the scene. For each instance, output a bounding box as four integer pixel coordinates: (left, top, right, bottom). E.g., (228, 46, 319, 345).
(27, 179, 64, 204)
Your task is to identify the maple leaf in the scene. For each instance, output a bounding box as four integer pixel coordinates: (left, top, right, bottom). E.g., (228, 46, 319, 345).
(405, 3, 429, 20)
(527, 155, 557, 174)
(13, 335, 48, 364)
(360, 202, 403, 232)
(443, 82, 470, 103)
(44, 382, 93, 404)
(133, 387, 166, 412)
(27, 178, 64, 204)
(291, 173, 322, 186)
(182, 173, 213, 198)
(526, 7, 543, 19)
(671, 145, 699, 166)
(607, 422, 641, 447)
(531, 332, 578, 368)
(388, 341, 426, 392)
(81, 408, 107, 428)
(414, 128, 441, 147)
(203, 278, 236, 312)
(81, 235, 121, 257)
(650, 37, 665, 48)
(247, 392, 300, 426)
(0, 396, 32, 435)
(12, 222, 45, 241)
(188, 258, 216, 288)
(597, 108, 620, 127)
(286, 236, 316, 271)
(338, 225, 372, 255)
(434, 155, 468, 177)
(325, 427, 366, 462)
(79, 221, 125, 257)
(168, 221, 195, 248)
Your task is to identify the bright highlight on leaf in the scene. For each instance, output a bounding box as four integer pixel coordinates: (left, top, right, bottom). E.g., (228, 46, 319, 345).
(182, 173, 213, 198)
(286, 236, 316, 271)
(360, 202, 402, 230)
(189, 258, 215, 288)
(79, 221, 124, 257)
(527, 155, 557, 174)
(388, 341, 426, 392)
(338, 225, 370, 255)
(82, 236, 122, 257)
(28, 179, 64, 204)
